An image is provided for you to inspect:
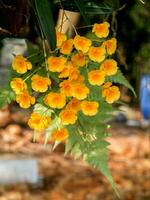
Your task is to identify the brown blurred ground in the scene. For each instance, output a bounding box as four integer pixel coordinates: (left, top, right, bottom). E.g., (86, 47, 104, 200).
(0, 106, 149, 200)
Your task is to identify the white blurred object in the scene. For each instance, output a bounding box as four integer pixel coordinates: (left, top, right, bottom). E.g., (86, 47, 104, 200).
(0, 38, 27, 67)
(126, 120, 141, 127)
(0, 159, 39, 185)
(0, 68, 10, 88)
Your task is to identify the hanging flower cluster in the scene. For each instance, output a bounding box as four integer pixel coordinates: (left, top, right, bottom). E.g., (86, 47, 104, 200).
(10, 21, 120, 143)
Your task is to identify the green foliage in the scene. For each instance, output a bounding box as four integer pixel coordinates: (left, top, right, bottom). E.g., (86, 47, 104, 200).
(106, 69, 136, 96)
(85, 149, 113, 183)
(74, 0, 90, 24)
(55, 0, 119, 15)
(0, 87, 15, 108)
(35, 0, 56, 51)
(65, 107, 116, 189)
(65, 102, 116, 187)
(86, 31, 106, 43)
(26, 40, 40, 55)
(33, 103, 54, 116)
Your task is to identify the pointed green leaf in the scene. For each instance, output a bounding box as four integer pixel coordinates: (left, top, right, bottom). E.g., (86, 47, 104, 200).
(0, 88, 15, 108)
(74, 0, 90, 24)
(35, 0, 56, 50)
(106, 69, 136, 96)
(55, 0, 116, 14)
(85, 148, 116, 191)
(33, 103, 54, 116)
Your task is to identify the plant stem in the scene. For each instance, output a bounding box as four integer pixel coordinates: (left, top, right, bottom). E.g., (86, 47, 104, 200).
(24, 66, 43, 81)
(59, 0, 78, 35)
(76, 25, 93, 29)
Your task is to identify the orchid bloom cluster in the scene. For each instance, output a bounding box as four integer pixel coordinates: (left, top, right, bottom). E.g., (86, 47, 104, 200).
(10, 21, 120, 143)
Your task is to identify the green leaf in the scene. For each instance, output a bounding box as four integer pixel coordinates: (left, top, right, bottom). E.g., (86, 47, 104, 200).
(88, 85, 101, 101)
(106, 69, 136, 96)
(0, 88, 15, 108)
(65, 123, 117, 191)
(26, 40, 39, 55)
(78, 112, 108, 139)
(70, 143, 82, 158)
(66, 124, 87, 154)
(82, 2, 114, 14)
(91, 140, 110, 150)
(106, 0, 120, 9)
(33, 103, 54, 116)
(85, 148, 116, 189)
(86, 31, 106, 43)
(55, 0, 115, 14)
(26, 41, 44, 65)
(74, 0, 90, 25)
(35, 0, 56, 51)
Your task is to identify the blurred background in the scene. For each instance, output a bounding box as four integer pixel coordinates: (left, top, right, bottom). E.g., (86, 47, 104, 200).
(0, 0, 149, 200)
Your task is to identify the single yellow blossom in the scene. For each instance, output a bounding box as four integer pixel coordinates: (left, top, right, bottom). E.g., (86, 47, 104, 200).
(12, 55, 32, 74)
(72, 84, 89, 100)
(102, 38, 117, 55)
(51, 128, 69, 142)
(88, 70, 105, 86)
(10, 78, 27, 94)
(92, 22, 110, 38)
(31, 74, 51, 92)
(102, 85, 120, 104)
(59, 109, 77, 125)
(81, 101, 99, 116)
(71, 52, 86, 67)
(100, 59, 118, 76)
(44, 92, 66, 109)
(47, 56, 67, 72)
(88, 46, 106, 62)
(74, 35, 92, 53)
(60, 39, 74, 55)
(16, 91, 35, 108)
(28, 112, 51, 131)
